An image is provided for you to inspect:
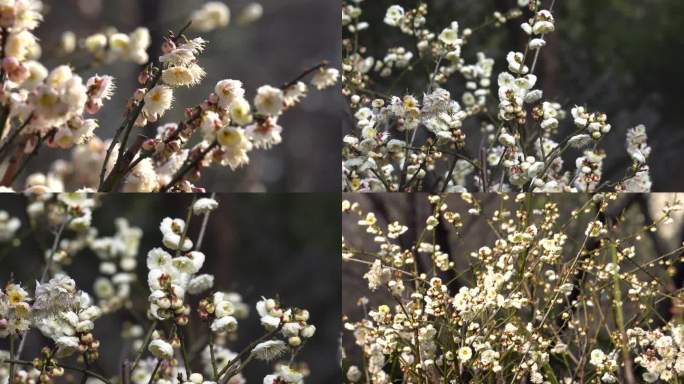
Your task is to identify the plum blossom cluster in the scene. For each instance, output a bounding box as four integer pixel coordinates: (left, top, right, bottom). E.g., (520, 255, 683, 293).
(341, 193, 684, 383)
(0, 0, 337, 192)
(0, 282, 31, 338)
(341, 0, 652, 192)
(0, 210, 20, 242)
(146, 218, 209, 324)
(91, 218, 142, 313)
(254, 297, 316, 352)
(0, 195, 318, 384)
(32, 275, 102, 361)
(87, 40, 335, 192)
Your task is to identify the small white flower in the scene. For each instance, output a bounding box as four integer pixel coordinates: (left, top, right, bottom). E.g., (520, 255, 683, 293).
(215, 300, 235, 318)
(149, 339, 174, 360)
(384, 5, 405, 27)
(438, 22, 460, 46)
(457, 346, 472, 362)
(301, 324, 316, 338)
(191, 1, 231, 32)
(310, 68, 339, 90)
(143, 85, 173, 121)
(252, 340, 287, 361)
(55, 336, 80, 357)
(147, 248, 172, 270)
(229, 97, 253, 126)
(162, 64, 206, 87)
(215, 79, 245, 109)
(159, 218, 193, 251)
(589, 349, 606, 366)
(187, 274, 214, 295)
(211, 315, 238, 333)
(506, 51, 528, 74)
(254, 85, 285, 116)
(346, 366, 362, 382)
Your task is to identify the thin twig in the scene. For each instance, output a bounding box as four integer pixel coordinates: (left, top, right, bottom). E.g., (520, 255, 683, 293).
(8, 334, 15, 384)
(195, 192, 216, 251)
(2, 359, 112, 384)
(0, 113, 35, 163)
(216, 326, 282, 381)
(208, 331, 219, 381)
(121, 361, 130, 384)
(146, 359, 162, 384)
(15, 218, 69, 360)
(280, 61, 329, 90)
(179, 327, 192, 379)
(159, 141, 218, 192)
(39, 219, 69, 283)
(6, 131, 53, 187)
(99, 21, 192, 188)
(130, 320, 158, 372)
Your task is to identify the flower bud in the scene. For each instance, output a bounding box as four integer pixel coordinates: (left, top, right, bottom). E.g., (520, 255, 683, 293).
(288, 336, 301, 346)
(142, 139, 157, 152)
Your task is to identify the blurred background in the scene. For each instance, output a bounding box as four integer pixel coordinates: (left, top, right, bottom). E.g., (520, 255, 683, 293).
(345, 0, 684, 191)
(28, 0, 342, 192)
(0, 193, 341, 381)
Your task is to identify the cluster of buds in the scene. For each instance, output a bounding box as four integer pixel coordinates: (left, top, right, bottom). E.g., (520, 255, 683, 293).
(0, 282, 31, 337)
(280, 308, 316, 348)
(32, 347, 65, 384)
(148, 331, 178, 361)
(571, 106, 611, 140)
(198, 291, 239, 334)
(82, 27, 151, 65)
(257, 298, 316, 348)
(75, 331, 100, 363)
(147, 265, 192, 326)
(147, 217, 210, 325)
(574, 150, 606, 191)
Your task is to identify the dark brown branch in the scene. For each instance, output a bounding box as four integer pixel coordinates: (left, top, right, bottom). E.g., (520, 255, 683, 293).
(99, 134, 147, 191)
(280, 61, 329, 90)
(99, 21, 192, 189)
(159, 141, 219, 192)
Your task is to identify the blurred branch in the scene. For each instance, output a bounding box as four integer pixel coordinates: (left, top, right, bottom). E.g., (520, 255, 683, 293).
(2, 359, 112, 384)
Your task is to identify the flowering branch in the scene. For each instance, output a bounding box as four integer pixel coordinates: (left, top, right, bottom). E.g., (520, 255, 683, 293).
(159, 141, 218, 192)
(0, 194, 317, 384)
(342, 193, 684, 383)
(2, 358, 112, 384)
(342, 0, 652, 192)
(0, 0, 335, 192)
(216, 325, 283, 381)
(98, 21, 192, 189)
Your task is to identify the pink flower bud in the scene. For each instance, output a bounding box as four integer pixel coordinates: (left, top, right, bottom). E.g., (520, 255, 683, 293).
(142, 139, 157, 152)
(138, 71, 150, 85)
(3, 57, 29, 83)
(3, 56, 20, 72)
(168, 140, 181, 152)
(85, 100, 101, 115)
(161, 39, 176, 54)
(133, 88, 146, 102)
(186, 107, 198, 118)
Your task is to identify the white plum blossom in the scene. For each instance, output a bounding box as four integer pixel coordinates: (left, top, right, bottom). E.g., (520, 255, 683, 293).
(252, 340, 287, 361)
(342, 1, 651, 192)
(149, 338, 174, 360)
